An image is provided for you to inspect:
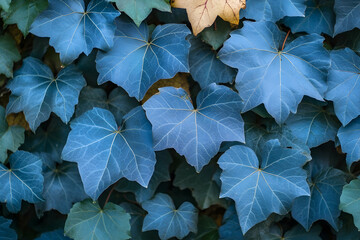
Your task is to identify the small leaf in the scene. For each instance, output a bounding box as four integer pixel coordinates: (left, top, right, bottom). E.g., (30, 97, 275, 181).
(6, 57, 86, 131)
(0, 106, 24, 163)
(340, 179, 360, 231)
(142, 193, 198, 240)
(36, 229, 70, 240)
(96, 16, 191, 100)
(62, 107, 156, 200)
(0, 217, 17, 240)
(218, 139, 310, 233)
(0, 151, 44, 213)
(30, 0, 120, 64)
(0, 33, 21, 78)
(64, 199, 131, 240)
(0, 0, 11, 11)
(263, 224, 322, 240)
(219, 205, 244, 240)
(199, 18, 232, 50)
(334, 0, 360, 35)
(143, 84, 244, 171)
(337, 214, 360, 240)
(186, 215, 219, 240)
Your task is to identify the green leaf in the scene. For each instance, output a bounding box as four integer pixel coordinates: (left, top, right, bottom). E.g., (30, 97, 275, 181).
(199, 18, 232, 50)
(0, 106, 24, 163)
(110, 0, 171, 26)
(0, 34, 20, 78)
(340, 179, 360, 231)
(1, 0, 48, 36)
(64, 199, 131, 240)
(0, 0, 11, 11)
(186, 215, 219, 240)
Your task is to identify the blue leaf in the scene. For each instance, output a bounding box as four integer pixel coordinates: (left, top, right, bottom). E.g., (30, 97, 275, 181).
(219, 21, 330, 124)
(284, 97, 340, 148)
(62, 106, 155, 200)
(242, 0, 306, 22)
(0, 217, 17, 240)
(337, 117, 360, 169)
(96, 16, 191, 100)
(283, 0, 335, 36)
(36, 161, 88, 215)
(6, 57, 86, 131)
(36, 229, 70, 240)
(218, 139, 310, 233)
(30, 0, 120, 64)
(334, 0, 360, 35)
(337, 214, 360, 240)
(219, 205, 244, 240)
(143, 84, 244, 172)
(0, 151, 44, 213)
(142, 193, 198, 240)
(325, 48, 360, 126)
(189, 36, 235, 89)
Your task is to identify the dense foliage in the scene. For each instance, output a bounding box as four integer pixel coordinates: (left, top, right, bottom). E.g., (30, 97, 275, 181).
(0, 0, 360, 239)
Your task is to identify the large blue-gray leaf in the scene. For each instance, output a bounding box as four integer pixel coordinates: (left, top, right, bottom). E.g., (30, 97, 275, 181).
(0, 217, 17, 240)
(284, 97, 340, 148)
(6, 57, 86, 131)
(338, 117, 360, 169)
(0, 106, 25, 163)
(142, 193, 198, 240)
(62, 106, 155, 200)
(219, 21, 330, 124)
(325, 48, 360, 126)
(0, 151, 44, 213)
(36, 229, 70, 240)
(334, 0, 360, 35)
(30, 0, 120, 64)
(96, 16, 191, 100)
(143, 84, 244, 172)
(219, 205, 244, 240)
(115, 151, 172, 203)
(36, 161, 88, 215)
(189, 36, 235, 89)
(218, 139, 310, 233)
(283, 0, 335, 36)
(291, 155, 346, 230)
(241, 0, 306, 22)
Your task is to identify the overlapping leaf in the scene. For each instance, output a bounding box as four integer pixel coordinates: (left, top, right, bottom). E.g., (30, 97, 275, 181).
(62, 107, 156, 199)
(219, 21, 330, 123)
(218, 139, 310, 233)
(96, 16, 191, 100)
(242, 0, 306, 22)
(340, 179, 360, 230)
(0, 217, 17, 240)
(334, 0, 360, 35)
(36, 229, 70, 240)
(30, 0, 120, 64)
(143, 84, 244, 171)
(0, 151, 44, 213)
(0, 106, 24, 163)
(0, 33, 20, 78)
(0, 0, 11, 11)
(325, 48, 360, 126)
(142, 193, 198, 240)
(219, 205, 244, 240)
(6, 57, 86, 131)
(64, 199, 131, 240)
(263, 224, 322, 240)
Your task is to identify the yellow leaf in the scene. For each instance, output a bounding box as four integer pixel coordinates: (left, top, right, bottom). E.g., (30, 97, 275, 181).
(6, 112, 30, 131)
(172, 0, 246, 35)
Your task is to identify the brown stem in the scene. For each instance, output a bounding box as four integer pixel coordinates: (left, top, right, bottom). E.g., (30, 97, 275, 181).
(104, 183, 117, 206)
(281, 30, 291, 51)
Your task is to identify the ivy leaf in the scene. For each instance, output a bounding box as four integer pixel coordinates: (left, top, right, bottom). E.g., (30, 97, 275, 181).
(219, 21, 330, 123)
(283, 98, 340, 148)
(30, 0, 120, 64)
(242, 0, 306, 22)
(109, 0, 171, 26)
(218, 139, 310, 233)
(325, 48, 360, 126)
(142, 193, 198, 240)
(36, 161, 88, 215)
(115, 151, 172, 203)
(0, 106, 25, 163)
(36, 229, 70, 240)
(337, 117, 360, 169)
(189, 36, 236, 89)
(96, 16, 191, 100)
(0, 151, 44, 213)
(6, 57, 86, 131)
(172, 0, 246, 35)
(340, 179, 360, 231)
(199, 18, 232, 50)
(0, 217, 17, 240)
(62, 107, 156, 200)
(337, 214, 360, 240)
(219, 205, 244, 240)
(0, 33, 21, 78)
(143, 84, 244, 172)
(334, 29, 360, 54)
(263, 224, 322, 240)
(1, 0, 48, 36)
(334, 0, 360, 35)
(0, 0, 11, 11)
(76, 86, 139, 123)
(283, 0, 335, 36)
(173, 160, 225, 209)
(185, 215, 219, 240)
(64, 199, 131, 240)
(291, 159, 346, 230)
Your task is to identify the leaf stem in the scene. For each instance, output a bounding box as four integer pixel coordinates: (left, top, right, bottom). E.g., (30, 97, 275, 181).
(281, 30, 291, 51)
(104, 183, 117, 207)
